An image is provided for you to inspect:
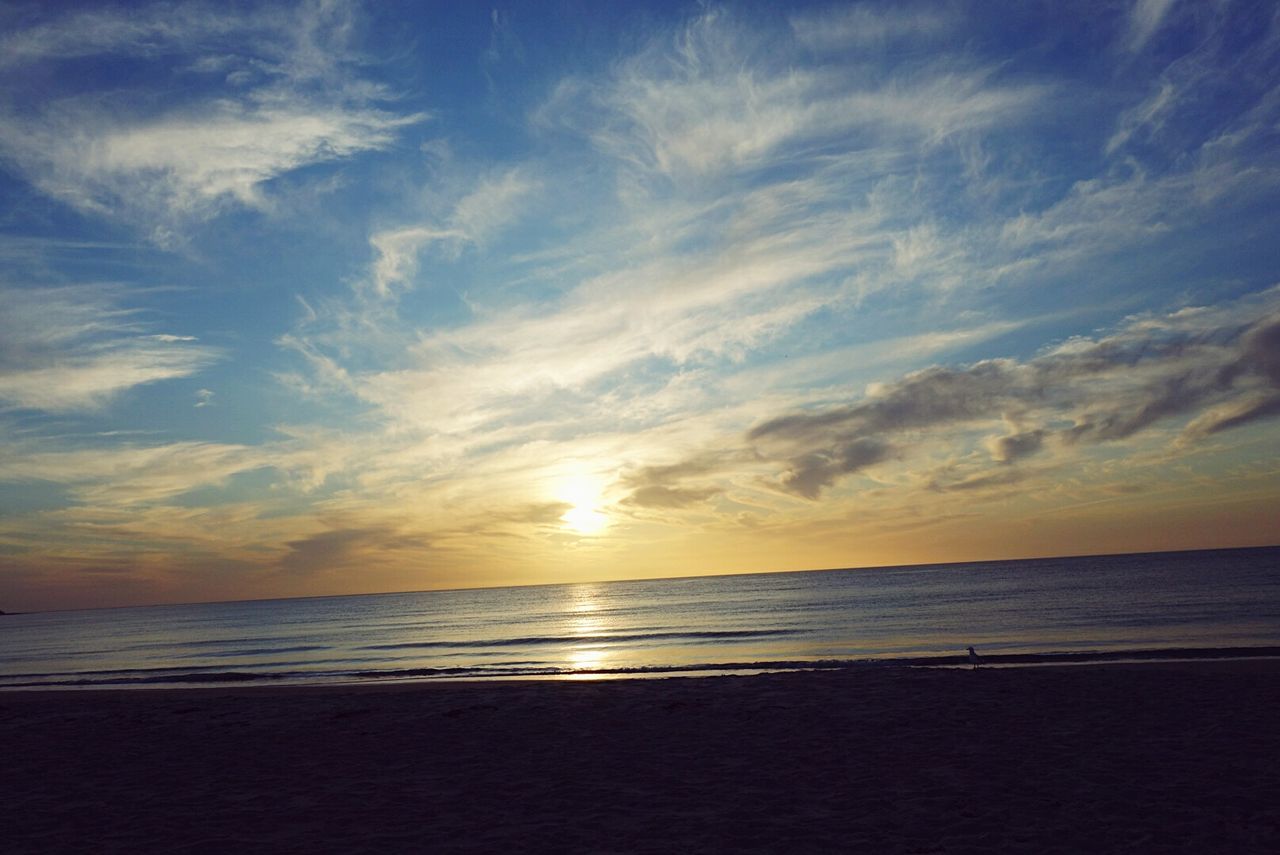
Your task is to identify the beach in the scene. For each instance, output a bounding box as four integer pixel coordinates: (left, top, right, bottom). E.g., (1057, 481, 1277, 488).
(5, 662, 1279, 853)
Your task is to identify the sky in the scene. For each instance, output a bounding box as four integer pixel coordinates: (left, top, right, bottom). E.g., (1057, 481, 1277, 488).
(1, 0, 1278, 612)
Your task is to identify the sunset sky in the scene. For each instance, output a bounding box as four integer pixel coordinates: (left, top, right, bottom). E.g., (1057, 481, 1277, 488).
(2, 0, 1278, 611)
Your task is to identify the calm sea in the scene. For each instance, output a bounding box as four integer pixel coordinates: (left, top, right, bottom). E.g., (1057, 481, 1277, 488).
(3, 547, 1278, 689)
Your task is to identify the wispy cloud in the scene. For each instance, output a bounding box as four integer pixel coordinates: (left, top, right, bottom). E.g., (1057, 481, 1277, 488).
(1125, 0, 1177, 53)
(790, 4, 955, 52)
(547, 10, 1044, 182)
(293, 9, 1054, 448)
(0, 285, 220, 413)
(0, 1, 425, 244)
(367, 168, 538, 296)
(0, 440, 264, 505)
(0, 2, 246, 69)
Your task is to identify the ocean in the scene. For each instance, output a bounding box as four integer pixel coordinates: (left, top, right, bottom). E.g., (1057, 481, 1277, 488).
(3, 547, 1278, 689)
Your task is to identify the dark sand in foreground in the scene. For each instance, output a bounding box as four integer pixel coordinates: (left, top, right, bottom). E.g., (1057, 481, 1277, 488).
(5, 662, 1279, 853)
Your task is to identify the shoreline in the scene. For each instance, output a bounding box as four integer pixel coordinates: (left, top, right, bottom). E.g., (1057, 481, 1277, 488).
(6, 660, 1278, 852)
(5, 653, 1280, 695)
(5, 643, 1280, 691)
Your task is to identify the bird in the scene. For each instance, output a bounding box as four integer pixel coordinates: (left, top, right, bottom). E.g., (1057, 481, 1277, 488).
(967, 646, 982, 670)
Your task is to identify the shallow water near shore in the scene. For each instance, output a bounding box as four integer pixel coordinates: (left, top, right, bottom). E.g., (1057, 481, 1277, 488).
(3, 546, 1278, 689)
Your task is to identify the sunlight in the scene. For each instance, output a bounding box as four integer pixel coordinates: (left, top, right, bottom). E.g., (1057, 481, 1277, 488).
(557, 475, 610, 536)
(568, 646, 608, 671)
(566, 584, 610, 674)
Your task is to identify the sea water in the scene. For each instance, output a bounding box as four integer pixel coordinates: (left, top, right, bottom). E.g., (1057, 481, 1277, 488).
(2, 547, 1278, 689)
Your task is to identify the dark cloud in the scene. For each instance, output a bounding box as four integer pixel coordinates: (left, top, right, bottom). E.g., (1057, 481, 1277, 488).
(1182, 393, 1280, 440)
(611, 303, 1280, 505)
(746, 305, 1280, 498)
(928, 467, 1029, 493)
(778, 438, 892, 499)
(618, 454, 732, 509)
(279, 526, 431, 575)
(1101, 483, 1146, 495)
(76, 561, 138, 575)
(623, 455, 726, 486)
(986, 429, 1045, 463)
(624, 485, 722, 509)
(748, 361, 1018, 445)
(1241, 316, 1280, 386)
(1063, 358, 1245, 443)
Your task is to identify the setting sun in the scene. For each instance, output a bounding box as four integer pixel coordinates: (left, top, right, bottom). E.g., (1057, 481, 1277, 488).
(558, 476, 611, 536)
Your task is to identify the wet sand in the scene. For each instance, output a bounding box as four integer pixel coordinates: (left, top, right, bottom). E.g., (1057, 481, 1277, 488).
(4, 662, 1279, 853)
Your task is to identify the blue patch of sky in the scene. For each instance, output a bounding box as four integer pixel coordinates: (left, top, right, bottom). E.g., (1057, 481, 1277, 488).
(169, 467, 283, 509)
(0, 479, 73, 515)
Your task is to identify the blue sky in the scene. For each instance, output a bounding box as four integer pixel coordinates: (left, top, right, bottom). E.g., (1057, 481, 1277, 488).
(1, 0, 1278, 610)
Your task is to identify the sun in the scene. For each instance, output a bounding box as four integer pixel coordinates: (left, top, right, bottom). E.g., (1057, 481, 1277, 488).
(562, 504, 609, 535)
(557, 475, 610, 536)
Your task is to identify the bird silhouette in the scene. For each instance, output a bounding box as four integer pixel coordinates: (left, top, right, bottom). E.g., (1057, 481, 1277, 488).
(967, 646, 982, 670)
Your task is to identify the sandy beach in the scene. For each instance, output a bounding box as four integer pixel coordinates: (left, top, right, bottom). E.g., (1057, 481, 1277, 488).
(4, 662, 1279, 853)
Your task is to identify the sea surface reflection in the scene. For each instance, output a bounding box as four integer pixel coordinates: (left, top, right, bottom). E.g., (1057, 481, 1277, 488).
(3, 547, 1278, 688)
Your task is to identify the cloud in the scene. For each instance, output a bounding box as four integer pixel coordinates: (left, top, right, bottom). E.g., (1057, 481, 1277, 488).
(1125, 0, 1177, 53)
(775, 437, 894, 500)
(1109, 1, 1280, 164)
(369, 226, 468, 297)
(3, 100, 422, 247)
(1106, 81, 1176, 155)
(268, 2, 1280, 519)
(1181, 393, 1280, 440)
(451, 169, 539, 245)
(0, 3, 246, 69)
(559, 11, 1044, 182)
(744, 294, 1280, 497)
(623, 485, 722, 509)
(0, 285, 220, 413)
(282, 4, 1277, 515)
(928, 466, 1030, 493)
(279, 6, 1073, 454)
(278, 524, 432, 576)
(0, 0, 372, 93)
(618, 455, 729, 509)
(367, 169, 537, 296)
(481, 7, 526, 85)
(986, 429, 1046, 464)
(1243, 315, 1280, 384)
(0, 1, 426, 242)
(749, 361, 1016, 447)
(790, 4, 955, 52)
(0, 440, 266, 506)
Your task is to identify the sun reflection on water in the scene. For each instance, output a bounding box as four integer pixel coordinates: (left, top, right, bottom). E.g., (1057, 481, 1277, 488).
(566, 584, 610, 674)
(568, 646, 608, 671)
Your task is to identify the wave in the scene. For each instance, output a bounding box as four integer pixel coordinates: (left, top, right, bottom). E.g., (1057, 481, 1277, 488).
(359, 628, 804, 651)
(4, 645, 1278, 690)
(197, 645, 332, 658)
